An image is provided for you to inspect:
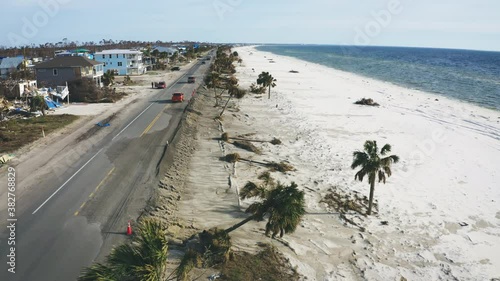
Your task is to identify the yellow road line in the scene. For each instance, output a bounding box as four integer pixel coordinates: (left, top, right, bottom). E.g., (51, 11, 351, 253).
(140, 105, 167, 137)
(93, 167, 115, 194)
(74, 167, 115, 216)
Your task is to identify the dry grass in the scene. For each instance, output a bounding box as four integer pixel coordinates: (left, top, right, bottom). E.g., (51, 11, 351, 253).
(0, 114, 79, 154)
(219, 244, 301, 281)
(232, 140, 261, 154)
(267, 161, 295, 173)
(224, 153, 240, 163)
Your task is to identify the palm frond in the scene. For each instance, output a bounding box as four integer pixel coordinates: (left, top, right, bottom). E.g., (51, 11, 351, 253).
(368, 172, 376, 185)
(363, 140, 376, 154)
(378, 170, 386, 183)
(351, 151, 369, 169)
(389, 155, 400, 163)
(381, 154, 399, 166)
(380, 144, 392, 155)
(78, 263, 117, 281)
(383, 166, 392, 177)
(240, 181, 266, 200)
(245, 202, 265, 220)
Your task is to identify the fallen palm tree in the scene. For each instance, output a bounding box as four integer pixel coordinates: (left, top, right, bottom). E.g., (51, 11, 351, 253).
(223, 153, 295, 173)
(221, 132, 282, 145)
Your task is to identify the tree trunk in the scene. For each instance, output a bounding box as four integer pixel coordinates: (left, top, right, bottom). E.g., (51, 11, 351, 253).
(229, 137, 268, 143)
(238, 158, 268, 166)
(214, 89, 218, 106)
(367, 180, 375, 215)
(224, 215, 256, 234)
(268, 85, 271, 99)
(219, 95, 232, 117)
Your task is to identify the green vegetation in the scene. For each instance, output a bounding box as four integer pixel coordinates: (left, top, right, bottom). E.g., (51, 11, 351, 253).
(78, 218, 169, 281)
(123, 75, 134, 86)
(102, 70, 115, 86)
(225, 173, 305, 238)
(175, 228, 231, 281)
(351, 140, 400, 215)
(30, 95, 47, 115)
(0, 114, 78, 154)
(249, 82, 266, 94)
(256, 72, 277, 99)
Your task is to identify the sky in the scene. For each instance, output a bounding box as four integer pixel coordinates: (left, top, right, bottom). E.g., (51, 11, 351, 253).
(2, 0, 500, 51)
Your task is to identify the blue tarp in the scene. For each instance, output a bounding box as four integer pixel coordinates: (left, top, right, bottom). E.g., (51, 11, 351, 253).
(44, 96, 62, 109)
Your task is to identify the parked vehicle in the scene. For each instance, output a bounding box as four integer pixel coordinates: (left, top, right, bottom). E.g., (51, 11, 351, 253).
(156, 81, 166, 89)
(171, 66, 180, 71)
(171, 92, 184, 102)
(187, 76, 195, 83)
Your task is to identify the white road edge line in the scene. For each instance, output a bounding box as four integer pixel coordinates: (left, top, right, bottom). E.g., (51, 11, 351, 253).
(112, 103, 154, 141)
(32, 148, 104, 215)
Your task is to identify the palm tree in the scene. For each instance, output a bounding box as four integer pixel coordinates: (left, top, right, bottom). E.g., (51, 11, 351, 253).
(102, 70, 115, 87)
(219, 86, 246, 117)
(225, 177, 305, 238)
(30, 95, 46, 115)
(78, 218, 168, 281)
(256, 72, 277, 99)
(351, 140, 399, 215)
(204, 71, 221, 106)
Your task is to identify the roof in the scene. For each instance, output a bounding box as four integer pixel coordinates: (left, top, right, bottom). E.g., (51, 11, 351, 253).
(0, 57, 25, 69)
(153, 46, 178, 53)
(72, 48, 90, 53)
(34, 56, 102, 69)
(94, 49, 142, 55)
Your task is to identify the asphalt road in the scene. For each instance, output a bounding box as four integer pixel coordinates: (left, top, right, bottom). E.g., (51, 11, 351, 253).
(0, 55, 212, 281)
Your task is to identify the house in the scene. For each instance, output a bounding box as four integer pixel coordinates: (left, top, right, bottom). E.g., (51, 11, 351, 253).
(153, 46, 178, 57)
(94, 49, 145, 75)
(0, 57, 25, 79)
(34, 56, 104, 87)
(55, 49, 94, 60)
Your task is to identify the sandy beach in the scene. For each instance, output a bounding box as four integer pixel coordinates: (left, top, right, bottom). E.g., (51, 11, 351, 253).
(162, 46, 500, 280)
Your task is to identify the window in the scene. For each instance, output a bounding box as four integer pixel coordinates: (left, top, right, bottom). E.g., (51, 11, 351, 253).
(102, 55, 105, 59)
(116, 54, 119, 58)
(123, 54, 125, 58)
(117, 62, 122, 66)
(53, 69, 58, 76)
(109, 54, 112, 58)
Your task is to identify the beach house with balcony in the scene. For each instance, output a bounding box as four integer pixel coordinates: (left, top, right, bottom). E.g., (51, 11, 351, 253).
(94, 49, 146, 75)
(34, 56, 104, 87)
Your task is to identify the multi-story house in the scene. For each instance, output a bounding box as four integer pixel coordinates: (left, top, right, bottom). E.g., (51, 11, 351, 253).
(94, 49, 145, 75)
(34, 56, 104, 87)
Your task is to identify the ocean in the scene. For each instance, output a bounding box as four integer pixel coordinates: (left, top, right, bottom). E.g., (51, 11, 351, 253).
(256, 45, 500, 111)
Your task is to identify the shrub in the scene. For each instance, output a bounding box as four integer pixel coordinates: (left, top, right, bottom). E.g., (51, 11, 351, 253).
(225, 153, 240, 163)
(249, 83, 265, 94)
(270, 138, 282, 145)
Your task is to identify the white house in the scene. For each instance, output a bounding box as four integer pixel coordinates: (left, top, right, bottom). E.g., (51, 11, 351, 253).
(94, 49, 145, 75)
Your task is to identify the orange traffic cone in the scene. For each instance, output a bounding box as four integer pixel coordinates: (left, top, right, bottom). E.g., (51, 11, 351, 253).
(126, 221, 132, 235)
